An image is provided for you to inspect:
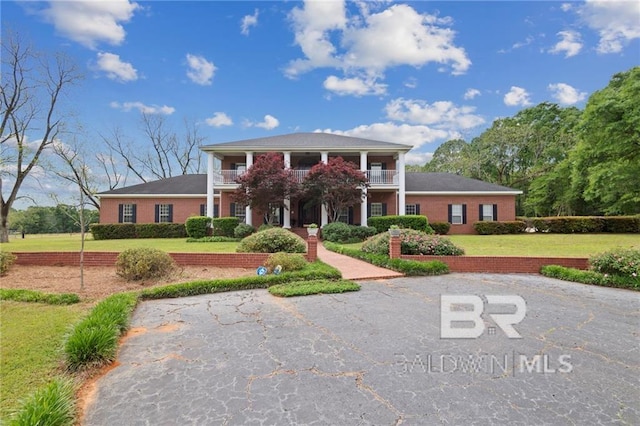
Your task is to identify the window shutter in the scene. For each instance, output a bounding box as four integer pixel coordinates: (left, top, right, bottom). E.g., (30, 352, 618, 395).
(493, 204, 498, 221)
(462, 204, 467, 224)
(382, 203, 387, 216)
(155, 205, 160, 223)
(118, 204, 124, 223)
(200, 204, 205, 216)
(448, 204, 452, 223)
(230, 203, 236, 217)
(479, 204, 484, 221)
(415, 204, 420, 215)
(231, 163, 236, 170)
(348, 207, 354, 225)
(279, 206, 284, 226)
(367, 203, 371, 218)
(381, 163, 387, 170)
(168, 205, 173, 222)
(132, 205, 137, 223)
(214, 204, 219, 218)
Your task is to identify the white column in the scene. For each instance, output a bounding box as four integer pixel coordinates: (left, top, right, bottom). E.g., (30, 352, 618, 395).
(207, 153, 215, 219)
(320, 152, 329, 227)
(245, 152, 253, 225)
(283, 152, 291, 228)
(360, 151, 368, 227)
(398, 152, 406, 216)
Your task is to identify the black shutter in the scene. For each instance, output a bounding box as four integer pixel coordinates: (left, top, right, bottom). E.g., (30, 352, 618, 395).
(493, 204, 498, 221)
(348, 207, 354, 225)
(479, 204, 484, 221)
(448, 204, 452, 223)
(118, 204, 124, 223)
(367, 203, 371, 218)
(155, 205, 160, 223)
(214, 204, 219, 218)
(415, 204, 420, 215)
(230, 203, 236, 217)
(462, 204, 467, 224)
(168, 205, 173, 223)
(200, 204, 205, 216)
(382, 203, 387, 216)
(231, 163, 236, 170)
(131, 205, 137, 223)
(381, 163, 387, 169)
(279, 206, 284, 226)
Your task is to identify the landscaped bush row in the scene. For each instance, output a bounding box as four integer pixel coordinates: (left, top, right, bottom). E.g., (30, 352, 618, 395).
(187, 236, 240, 243)
(8, 378, 75, 426)
(321, 222, 377, 243)
(268, 279, 360, 297)
(473, 221, 526, 235)
(1, 251, 17, 276)
(367, 215, 434, 234)
(90, 223, 187, 240)
(65, 292, 139, 371)
(362, 229, 465, 256)
(523, 216, 640, 233)
(540, 265, 639, 290)
(0, 288, 80, 305)
(430, 222, 451, 235)
(185, 216, 212, 239)
(324, 242, 450, 276)
(212, 217, 240, 237)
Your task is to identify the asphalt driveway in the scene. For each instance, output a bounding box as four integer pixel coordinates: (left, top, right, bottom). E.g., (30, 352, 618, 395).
(84, 274, 640, 425)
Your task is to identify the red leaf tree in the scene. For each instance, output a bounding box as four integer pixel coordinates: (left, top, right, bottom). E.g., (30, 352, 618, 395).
(231, 152, 301, 224)
(302, 157, 369, 223)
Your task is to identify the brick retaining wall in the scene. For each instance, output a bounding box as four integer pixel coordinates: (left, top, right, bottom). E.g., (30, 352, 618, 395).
(400, 255, 588, 273)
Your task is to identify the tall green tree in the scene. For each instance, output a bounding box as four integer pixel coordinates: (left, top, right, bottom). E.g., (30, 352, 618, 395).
(571, 67, 640, 214)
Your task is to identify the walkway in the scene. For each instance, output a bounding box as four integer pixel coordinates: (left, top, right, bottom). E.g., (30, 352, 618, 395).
(316, 243, 403, 280)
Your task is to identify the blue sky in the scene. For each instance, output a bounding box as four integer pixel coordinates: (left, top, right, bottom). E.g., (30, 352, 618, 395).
(2, 0, 639, 206)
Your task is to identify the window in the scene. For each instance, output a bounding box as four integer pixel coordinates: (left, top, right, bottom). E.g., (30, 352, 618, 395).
(480, 204, 497, 221)
(231, 203, 246, 223)
(337, 207, 349, 223)
(235, 163, 246, 173)
(405, 204, 420, 216)
(448, 204, 466, 225)
(370, 162, 383, 184)
(370, 203, 383, 217)
(155, 204, 173, 223)
(119, 203, 136, 223)
(267, 203, 281, 225)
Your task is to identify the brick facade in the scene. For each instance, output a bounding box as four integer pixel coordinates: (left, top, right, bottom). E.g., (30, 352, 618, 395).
(99, 197, 219, 225)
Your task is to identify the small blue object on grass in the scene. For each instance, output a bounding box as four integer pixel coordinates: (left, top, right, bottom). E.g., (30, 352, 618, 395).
(273, 265, 282, 275)
(256, 266, 267, 276)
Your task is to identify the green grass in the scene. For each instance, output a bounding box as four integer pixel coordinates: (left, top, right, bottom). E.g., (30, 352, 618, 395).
(342, 234, 640, 257)
(541, 265, 640, 290)
(0, 301, 88, 422)
(4, 233, 238, 253)
(269, 279, 360, 297)
(0, 289, 80, 305)
(8, 378, 76, 426)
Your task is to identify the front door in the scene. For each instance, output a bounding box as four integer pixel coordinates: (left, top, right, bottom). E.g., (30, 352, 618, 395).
(298, 199, 320, 226)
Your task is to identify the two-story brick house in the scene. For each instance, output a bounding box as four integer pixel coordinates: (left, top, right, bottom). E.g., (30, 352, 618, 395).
(98, 133, 521, 234)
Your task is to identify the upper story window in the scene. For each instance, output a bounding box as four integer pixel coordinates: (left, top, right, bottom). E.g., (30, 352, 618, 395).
(370, 162, 383, 184)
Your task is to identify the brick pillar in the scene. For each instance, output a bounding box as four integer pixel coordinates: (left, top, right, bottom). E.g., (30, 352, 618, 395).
(389, 235, 401, 259)
(307, 235, 318, 262)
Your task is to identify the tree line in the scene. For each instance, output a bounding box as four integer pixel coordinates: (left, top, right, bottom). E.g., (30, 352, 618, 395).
(9, 205, 99, 235)
(410, 66, 639, 217)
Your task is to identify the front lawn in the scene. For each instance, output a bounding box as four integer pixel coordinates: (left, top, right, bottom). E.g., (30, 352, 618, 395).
(341, 234, 639, 257)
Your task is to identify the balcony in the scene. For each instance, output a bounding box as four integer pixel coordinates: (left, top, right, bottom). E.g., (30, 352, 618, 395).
(214, 169, 399, 187)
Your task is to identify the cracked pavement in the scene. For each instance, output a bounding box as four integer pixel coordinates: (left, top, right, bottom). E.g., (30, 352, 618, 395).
(83, 274, 640, 425)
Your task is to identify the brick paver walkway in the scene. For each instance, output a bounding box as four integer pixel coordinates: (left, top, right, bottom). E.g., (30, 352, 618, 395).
(316, 243, 404, 280)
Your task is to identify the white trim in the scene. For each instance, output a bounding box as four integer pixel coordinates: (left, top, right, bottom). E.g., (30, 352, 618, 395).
(98, 194, 216, 199)
(405, 191, 523, 195)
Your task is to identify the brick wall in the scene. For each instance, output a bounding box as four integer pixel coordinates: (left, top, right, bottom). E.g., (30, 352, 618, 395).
(400, 255, 588, 273)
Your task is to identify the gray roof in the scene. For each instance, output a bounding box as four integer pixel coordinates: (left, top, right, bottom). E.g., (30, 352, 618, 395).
(98, 174, 207, 196)
(405, 173, 521, 193)
(200, 132, 412, 152)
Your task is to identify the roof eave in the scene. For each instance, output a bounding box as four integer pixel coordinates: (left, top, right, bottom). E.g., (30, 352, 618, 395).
(97, 193, 213, 199)
(405, 191, 523, 195)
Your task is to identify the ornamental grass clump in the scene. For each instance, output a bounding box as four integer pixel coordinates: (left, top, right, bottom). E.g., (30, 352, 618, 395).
(361, 229, 464, 256)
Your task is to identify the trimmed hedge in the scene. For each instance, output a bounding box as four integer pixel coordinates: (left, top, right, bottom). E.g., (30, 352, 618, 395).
(236, 227, 306, 253)
(0, 288, 80, 305)
(234, 223, 256, 239)
(321, 222, 377, 243)
(212, 217, 240, 237)
(187, 236, 240, 243)
(362, 229, 465, 256)
(529, 216, 640, 233)
(90, 223, 187, 240)
(473, 221, 526, 235)
(185, 216, 212, 238)
(430, 222, 450, 235)
(367, 215, 434, 234)
(541, 265, 639, 290)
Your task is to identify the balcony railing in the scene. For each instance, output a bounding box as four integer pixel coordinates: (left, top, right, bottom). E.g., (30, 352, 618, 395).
(214, 169, 398, 185)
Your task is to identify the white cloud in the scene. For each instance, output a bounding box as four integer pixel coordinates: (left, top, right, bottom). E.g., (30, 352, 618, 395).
(504, 86, 532, 107)
(549, 30, 583, 57)
(95, 52, 138, 82)
(405, 151, 434, 166)
(404, 77, 418, 89)
(286, 1, 470, 80)
(40, 0, 140, 49)
(186, 54, 216, 86)
(241, 9, 259, 35)
(578, 0, 640, 53)
(248, 114, 280, 130)
(110, 101, 175, 115)
(323, 75, 387, 96)
(463, 88, 481, 100)
(205, 112, 233, 127)
(548, 83, 587, 105)
(561, 3, 573, 12)
(317, 122, 451, 150)
(385, 98, 485, 130)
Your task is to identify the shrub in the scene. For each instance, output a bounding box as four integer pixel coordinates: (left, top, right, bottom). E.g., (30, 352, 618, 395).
(602, 216, 640, 233)
(541, 265, 639, 290)
(1, 251, 16, 276)
(212, 217, 240, 237)
(321, 222, 377, 243)
(187, 236, 239, 242)
(589, 248, 640, 278)
(115, 247, 175, 281)
(529, 216, 640, 234)
(9, 378, 75, 426)
(430, 222, 450, 235)
(258, 224, 274, 232)
(90, 223, 186, 239)
(90, 223, 136, 240)
(269, 279, 360, 297)
(473, 221, 526, 235)
(185, 216, 212, 238)
(236, 228, 306, 253)
(361, 229, 464, 256)
(264, 252, 308, 272)
(367, 215, 434, 234)
(234, 223, 256, 239)
(0, 289, 80, 305)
